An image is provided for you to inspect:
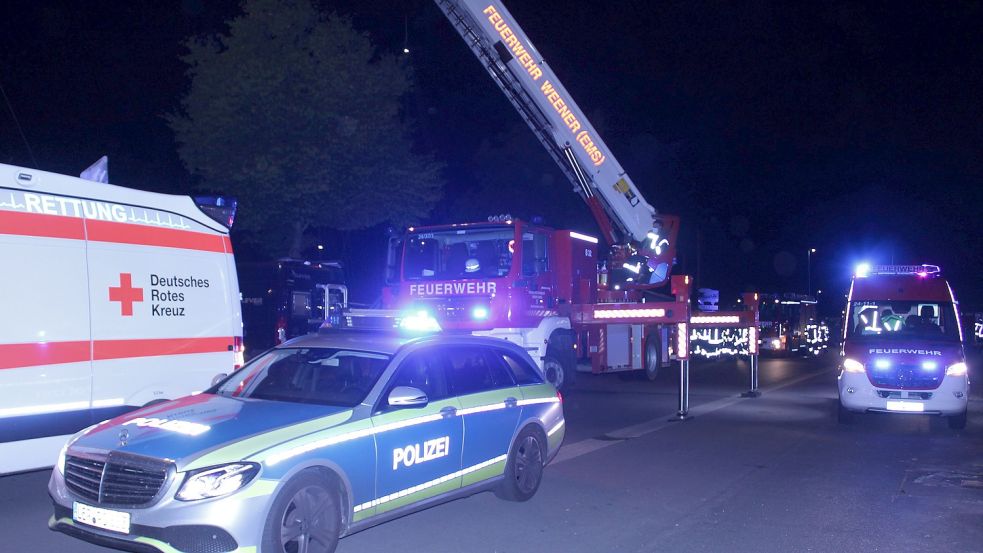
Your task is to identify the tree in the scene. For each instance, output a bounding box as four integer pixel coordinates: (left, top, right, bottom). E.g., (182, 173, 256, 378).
(168, 0, 443, 257)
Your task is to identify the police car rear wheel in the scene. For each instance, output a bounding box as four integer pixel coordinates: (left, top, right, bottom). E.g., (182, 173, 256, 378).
(263, 471, 341, 553)
(497, 427, 545, 502)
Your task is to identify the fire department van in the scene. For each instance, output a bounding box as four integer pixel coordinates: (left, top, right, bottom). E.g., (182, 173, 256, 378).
(837, 264, 969, 428)
(0, 163, 243, 473)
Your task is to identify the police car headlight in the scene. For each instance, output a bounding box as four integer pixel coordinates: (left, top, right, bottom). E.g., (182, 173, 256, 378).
(946, 362, 968, 377)
(176, 463, 260, 501)
(842, 358, 865, 373)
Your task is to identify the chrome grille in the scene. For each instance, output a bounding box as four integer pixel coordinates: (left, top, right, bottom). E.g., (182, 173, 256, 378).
(64, 452, 170, 506)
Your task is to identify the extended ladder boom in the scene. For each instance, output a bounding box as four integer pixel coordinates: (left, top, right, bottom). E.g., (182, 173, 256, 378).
(435, 0, 677, 286)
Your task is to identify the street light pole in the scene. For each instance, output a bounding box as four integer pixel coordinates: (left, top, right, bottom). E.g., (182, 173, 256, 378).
(807, 248, 816, 296)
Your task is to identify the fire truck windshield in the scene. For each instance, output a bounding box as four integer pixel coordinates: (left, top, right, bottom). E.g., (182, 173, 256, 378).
(848, 301, 960, 341)
(403, 226, 515, 280)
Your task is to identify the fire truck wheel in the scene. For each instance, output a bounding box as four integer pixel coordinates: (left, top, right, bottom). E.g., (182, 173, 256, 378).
(947, 410, 967, 430)
(643, 335, 662, 381)
(545, 335, 576, 391)
(496, 426, 545, 502)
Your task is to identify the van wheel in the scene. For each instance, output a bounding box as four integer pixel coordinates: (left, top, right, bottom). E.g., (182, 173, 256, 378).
(262, 470, 341, 553)
(837, 401, 854, 424)
(496, 426, 545, 502)
(948, 410, 967, 430)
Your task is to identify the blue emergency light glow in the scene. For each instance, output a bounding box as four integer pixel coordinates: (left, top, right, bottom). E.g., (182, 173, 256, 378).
(874, 359, 891, 370)
(855, 262, 872, 278)
(921, 361, 938, 371)
(472, 306, 489, 320)
(399, 310, 442, 333)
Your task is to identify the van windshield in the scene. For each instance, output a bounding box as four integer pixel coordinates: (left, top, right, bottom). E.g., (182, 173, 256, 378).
(213, 348, 391, 407)
(847, 301, 960, 342)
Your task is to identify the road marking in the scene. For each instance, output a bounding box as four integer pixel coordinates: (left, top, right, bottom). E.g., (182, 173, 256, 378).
(552, 368, 834, 465)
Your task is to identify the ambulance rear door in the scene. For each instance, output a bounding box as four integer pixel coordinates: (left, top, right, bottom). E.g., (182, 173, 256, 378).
(0, 171, 93, 473)
(83, 190, 239, 414)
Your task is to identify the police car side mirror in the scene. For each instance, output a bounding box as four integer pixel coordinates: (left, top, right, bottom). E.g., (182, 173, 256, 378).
(211, 373, 228, 387)
(388, 386, 428, 408)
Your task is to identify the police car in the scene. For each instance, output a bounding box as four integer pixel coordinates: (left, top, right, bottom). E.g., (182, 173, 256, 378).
(49, 330, 565, 553)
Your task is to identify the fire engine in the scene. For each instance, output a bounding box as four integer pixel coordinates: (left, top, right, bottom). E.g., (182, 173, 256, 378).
(365, 0, 760, 391)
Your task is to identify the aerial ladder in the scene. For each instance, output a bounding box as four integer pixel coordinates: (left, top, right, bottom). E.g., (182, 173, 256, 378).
(370, 0, 762, 398)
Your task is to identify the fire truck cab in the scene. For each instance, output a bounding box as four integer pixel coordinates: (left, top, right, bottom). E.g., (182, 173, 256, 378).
(837, 264, 969, 428)
(383, 218, 597, 388)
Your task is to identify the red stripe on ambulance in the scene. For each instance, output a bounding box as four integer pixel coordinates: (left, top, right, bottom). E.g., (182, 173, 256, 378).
(0, 211, 231, 253)
(0, 210, 85, 240)
(85, 219, 228, 253)
(0, 337, 234, 370)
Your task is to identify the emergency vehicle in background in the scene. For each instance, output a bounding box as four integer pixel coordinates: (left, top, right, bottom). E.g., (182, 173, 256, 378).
(758, 293, 830, 356)
(837, 264, 969, 428)
(238, 258, 348, 355)
(0, 163, 243, 473)
(369, 0, 759, 390)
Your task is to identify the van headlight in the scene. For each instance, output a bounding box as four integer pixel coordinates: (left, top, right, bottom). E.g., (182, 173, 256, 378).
(945, 362, 968, 377)
(176, 463, 260, 501)
(842, 358, 865, 373)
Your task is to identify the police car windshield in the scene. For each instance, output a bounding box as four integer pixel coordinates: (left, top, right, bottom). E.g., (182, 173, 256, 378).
(215, 348, 391, 407)
(403, 226, 514, 280)
(847, 301, 960, 342)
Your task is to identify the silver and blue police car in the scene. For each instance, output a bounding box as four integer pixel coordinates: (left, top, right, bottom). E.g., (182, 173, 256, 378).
(49, 331, 565, 553)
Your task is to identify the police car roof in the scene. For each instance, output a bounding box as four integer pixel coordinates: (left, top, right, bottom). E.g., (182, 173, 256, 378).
(280, 329, 531, 357)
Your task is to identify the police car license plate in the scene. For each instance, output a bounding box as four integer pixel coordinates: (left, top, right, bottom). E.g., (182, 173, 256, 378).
(885, 400, 924, 412)
(73, 501, 130, 534)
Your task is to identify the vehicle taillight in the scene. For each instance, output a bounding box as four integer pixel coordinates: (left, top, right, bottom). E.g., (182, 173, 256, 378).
(275, 316, 287, 345)
(233, 336, 245, 369)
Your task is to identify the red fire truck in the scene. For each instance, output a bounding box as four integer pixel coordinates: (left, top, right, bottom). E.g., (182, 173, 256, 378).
(371, 0, 759, 390)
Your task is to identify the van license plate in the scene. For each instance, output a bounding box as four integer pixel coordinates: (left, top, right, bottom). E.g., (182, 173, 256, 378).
(886, 401, 924, 412)
(73, 501, 130, 534)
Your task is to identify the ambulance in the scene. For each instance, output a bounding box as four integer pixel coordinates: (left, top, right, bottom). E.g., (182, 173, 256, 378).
(0, 163, 243, 473)
(837, 264, 969, 428)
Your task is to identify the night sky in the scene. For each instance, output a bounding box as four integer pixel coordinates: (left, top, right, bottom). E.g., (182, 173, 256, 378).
(2, 1, 980, 311)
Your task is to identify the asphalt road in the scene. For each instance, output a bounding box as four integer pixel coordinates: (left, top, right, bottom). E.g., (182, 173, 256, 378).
(4, 353, 982, 553)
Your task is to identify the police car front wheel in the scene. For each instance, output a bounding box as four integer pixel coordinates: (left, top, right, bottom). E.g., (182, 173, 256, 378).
(262, 470, 341, 553)
(497, 426, 545, 502)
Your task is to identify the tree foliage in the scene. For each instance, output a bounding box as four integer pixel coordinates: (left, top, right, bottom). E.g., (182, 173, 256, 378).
(169, 0, 443, 257)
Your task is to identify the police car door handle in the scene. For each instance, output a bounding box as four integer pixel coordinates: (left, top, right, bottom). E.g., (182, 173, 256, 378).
(505, 397, 518, 407)
(440, 406, 457, 417)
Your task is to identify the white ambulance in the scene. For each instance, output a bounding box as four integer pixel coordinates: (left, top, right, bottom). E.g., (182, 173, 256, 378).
(0, 163, 243, 473)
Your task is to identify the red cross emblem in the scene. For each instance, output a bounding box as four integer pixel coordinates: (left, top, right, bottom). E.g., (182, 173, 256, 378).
(109, 273, 144, 316)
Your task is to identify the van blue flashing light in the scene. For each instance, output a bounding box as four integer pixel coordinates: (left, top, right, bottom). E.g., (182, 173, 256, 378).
(857, 264, 941, 278)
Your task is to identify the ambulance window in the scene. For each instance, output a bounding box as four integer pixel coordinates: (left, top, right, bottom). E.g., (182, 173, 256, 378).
(501, 352, 544, 385)
(445, 347, 516, 396)
(384, 351, 449, 409)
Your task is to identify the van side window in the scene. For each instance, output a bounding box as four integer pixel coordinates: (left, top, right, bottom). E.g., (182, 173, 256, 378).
(445, 347, 516, 396)
(501, 352, 544, 385)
